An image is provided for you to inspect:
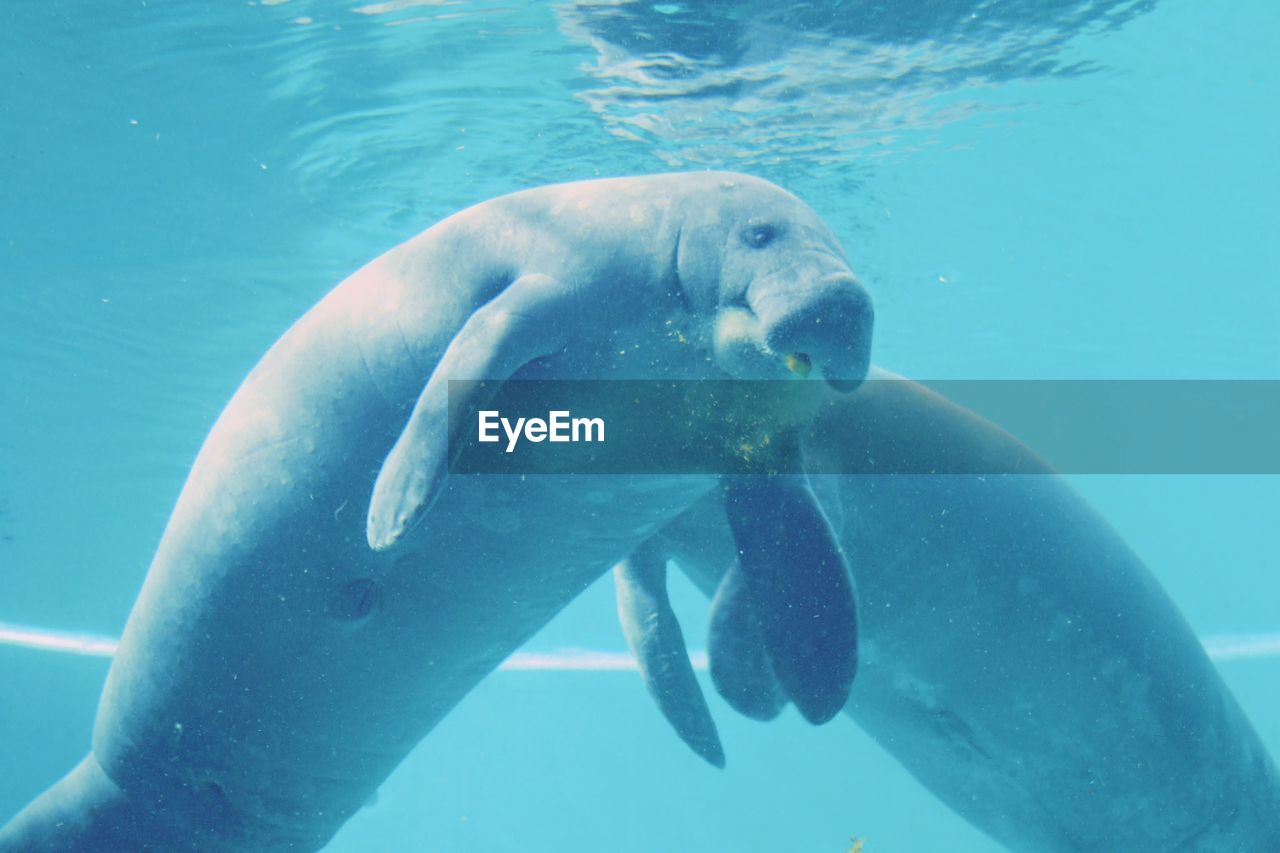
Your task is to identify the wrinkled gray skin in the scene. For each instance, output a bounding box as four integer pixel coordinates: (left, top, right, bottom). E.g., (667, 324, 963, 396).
(0, 173, 872, 852)
(648, 368, 1280, 852)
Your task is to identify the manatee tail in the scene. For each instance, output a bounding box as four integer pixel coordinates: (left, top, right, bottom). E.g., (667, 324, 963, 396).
(0, 754, 170, 852)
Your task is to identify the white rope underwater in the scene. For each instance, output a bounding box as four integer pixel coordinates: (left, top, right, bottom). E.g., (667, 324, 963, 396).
(1, 620, 1276, 667)
(0, 620, 687, 670)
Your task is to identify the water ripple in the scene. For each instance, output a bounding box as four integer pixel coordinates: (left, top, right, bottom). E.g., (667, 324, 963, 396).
(556, 0, 1157, 173)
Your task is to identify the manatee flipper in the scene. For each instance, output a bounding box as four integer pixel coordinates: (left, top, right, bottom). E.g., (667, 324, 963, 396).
(707, 561, 788, 721)
(614, 542, 726, 768)
(721, 474, 858, 724)
(366, 273, 571, 551)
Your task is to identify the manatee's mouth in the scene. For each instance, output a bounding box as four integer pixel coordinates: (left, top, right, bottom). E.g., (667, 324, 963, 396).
(783, 351, 861, 392)
(714, 305, 868, 391)
(824, 376, 863, 393)
(784, 352, 812, 378)
(746, 267, 873, 393)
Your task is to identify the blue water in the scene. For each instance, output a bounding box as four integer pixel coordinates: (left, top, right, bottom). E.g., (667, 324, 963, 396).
(1, 0, 1277, 850)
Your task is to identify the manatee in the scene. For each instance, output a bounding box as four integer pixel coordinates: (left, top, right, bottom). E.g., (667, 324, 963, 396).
(0, 172, 873, 851)
(641, 369, 1280, 851)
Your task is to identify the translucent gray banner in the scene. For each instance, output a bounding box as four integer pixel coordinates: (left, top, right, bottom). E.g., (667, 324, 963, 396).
(446, 380, 1280, 475)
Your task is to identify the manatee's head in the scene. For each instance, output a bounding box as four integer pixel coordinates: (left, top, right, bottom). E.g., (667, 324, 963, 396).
(675, 173, 874, 391)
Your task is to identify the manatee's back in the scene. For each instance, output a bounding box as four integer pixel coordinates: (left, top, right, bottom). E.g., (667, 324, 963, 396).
(1, 225, 471, 851)
(817, 379, 1280, 851)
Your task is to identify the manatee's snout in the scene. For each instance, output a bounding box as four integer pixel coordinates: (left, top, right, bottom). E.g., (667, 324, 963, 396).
(753, 272, 874, 392)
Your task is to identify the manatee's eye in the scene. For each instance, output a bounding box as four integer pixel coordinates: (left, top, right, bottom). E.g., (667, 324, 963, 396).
(742, 223, 778, 249)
